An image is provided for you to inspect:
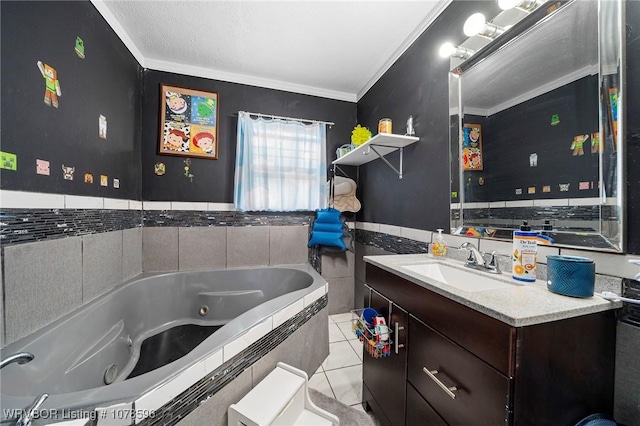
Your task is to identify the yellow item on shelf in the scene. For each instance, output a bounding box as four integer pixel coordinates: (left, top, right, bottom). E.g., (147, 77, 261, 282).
(351, 124, 372, 146)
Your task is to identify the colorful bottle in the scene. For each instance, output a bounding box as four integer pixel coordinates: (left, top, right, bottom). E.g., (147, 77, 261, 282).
(512, 221, 537, 282)
(432, 229, 448, 257)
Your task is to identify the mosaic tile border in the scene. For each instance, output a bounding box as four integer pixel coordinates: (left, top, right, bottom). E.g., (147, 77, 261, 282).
(355, 229, 429, 254)
(143, 210, 314, 227)
(0, 209, 142, 246)
(137, 294, 328, 426)
(453, 204, 620, 222)
(622, 278, 640, 326)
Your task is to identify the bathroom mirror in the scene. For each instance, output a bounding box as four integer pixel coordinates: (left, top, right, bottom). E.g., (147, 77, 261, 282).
(449, 0, 625, 252)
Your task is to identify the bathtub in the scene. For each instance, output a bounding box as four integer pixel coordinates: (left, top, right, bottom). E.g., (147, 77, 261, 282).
(0, 264, 327, 423)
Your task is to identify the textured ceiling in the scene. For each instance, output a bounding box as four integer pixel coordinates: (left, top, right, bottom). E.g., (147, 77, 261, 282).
(97, 0, 449, 101)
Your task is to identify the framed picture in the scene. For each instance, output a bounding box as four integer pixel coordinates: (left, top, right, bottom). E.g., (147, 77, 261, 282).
(462, 123, 483, 171)
(159, 84, 219, 159)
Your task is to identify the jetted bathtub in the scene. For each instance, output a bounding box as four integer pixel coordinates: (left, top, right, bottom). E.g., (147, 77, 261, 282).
(0, 264, 326, 421)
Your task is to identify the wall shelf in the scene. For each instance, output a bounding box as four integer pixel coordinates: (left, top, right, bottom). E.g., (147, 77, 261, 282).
(332, 133, 419, 179)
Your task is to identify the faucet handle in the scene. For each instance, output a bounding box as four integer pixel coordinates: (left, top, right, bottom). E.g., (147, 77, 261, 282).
(487, 251, 501, 273)
(17, 394, 48, 426)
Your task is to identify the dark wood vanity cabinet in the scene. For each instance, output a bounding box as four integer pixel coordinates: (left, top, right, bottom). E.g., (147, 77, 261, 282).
(363, 263, 617, 426)
(363, 287, 409, 426)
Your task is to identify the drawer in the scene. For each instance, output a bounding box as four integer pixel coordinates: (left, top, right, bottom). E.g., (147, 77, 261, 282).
(366, 263, 516, 376)
(406, 382, 447, 426)
(408, 315, 511, 426)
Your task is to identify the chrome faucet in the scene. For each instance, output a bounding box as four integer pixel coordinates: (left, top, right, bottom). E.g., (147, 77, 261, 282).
(0, 352, 34, 369)
(16, 394, 49, 426)
(459, 242, 502, 274)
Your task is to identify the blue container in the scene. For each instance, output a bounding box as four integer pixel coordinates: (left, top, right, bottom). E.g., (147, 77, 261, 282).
(546, 255, 595, 298)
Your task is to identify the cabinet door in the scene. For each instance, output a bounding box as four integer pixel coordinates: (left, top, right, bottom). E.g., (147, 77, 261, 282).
(362, 288, 409, 426)
(408, 315, 510, 426)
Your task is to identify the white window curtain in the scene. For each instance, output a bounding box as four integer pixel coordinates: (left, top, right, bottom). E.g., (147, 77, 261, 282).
(234, 112, 328, 211)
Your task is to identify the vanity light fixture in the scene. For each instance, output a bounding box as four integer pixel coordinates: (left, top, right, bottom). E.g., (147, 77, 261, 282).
(438, 42, 475, 60)
(463, 13, 506, 38)
(498, 0, 543, 12)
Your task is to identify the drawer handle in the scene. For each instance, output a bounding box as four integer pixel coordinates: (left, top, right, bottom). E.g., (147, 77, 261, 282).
(394, 322, 405, 354)
(422, 367, 458, 399)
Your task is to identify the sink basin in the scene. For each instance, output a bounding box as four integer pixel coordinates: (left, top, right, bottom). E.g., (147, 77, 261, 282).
(402, 262, 515, 292)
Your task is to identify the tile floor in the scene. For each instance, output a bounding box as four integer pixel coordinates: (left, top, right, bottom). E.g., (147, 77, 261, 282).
(308, 312, 371, 415)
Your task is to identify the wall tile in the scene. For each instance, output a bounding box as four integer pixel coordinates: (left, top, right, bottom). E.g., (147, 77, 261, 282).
(82, 231, 123, 302)
(300, 306, 330, 377)
(321, 251, 354, 279)
(226, 226, 269, 268)
(123, 227, 142, 280)
(401, 227, 432, 243)
(251, 325, 305, 387)
(143, 227, 179, 272)
(0, 190, 65, 209)
(326, 276, 355, 315)
(440, 233, 479, 250)
(379, 224, 402, 237)
(4, 237, 82, 343)
(65, 195, 104, 209)
(614, 321, 640, 425)
(1, 262, 4, 347)
(174, 368, 252, 426)
(560, 249, 640, 279)
(269, 225, 309, 265)
(178, 227, 226, 270)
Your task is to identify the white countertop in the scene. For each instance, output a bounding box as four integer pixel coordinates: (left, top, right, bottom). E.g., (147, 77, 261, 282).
(364, 254, 622, 327)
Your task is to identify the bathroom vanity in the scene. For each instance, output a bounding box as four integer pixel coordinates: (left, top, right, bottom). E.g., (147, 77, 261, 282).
(361, 255, 620, 426)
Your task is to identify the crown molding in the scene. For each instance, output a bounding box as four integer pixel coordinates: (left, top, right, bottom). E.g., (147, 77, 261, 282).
(357, 0, 453, 101)
(90, 0, 146, 67)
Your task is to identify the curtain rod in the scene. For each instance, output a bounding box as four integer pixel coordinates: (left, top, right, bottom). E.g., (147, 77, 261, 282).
(239, 111, 334, 127)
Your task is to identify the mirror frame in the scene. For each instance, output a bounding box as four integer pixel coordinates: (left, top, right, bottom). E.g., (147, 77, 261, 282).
(449, 0, 626, 252)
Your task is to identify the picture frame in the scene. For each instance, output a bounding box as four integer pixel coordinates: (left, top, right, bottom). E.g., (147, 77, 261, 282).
(159, 84, 219, 160)
(462, 123, 483, 171)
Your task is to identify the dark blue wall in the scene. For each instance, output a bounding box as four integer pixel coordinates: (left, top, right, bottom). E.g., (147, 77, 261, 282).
(0, 1, 142, 200)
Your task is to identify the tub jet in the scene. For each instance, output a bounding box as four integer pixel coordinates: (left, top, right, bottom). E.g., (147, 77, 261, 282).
(104, 364, 118, 385)
(199, 305, 209, 316)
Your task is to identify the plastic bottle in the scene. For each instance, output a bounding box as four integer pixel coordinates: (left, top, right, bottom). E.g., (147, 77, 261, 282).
(432, 229, 448, 257)
(512, 221, 537, 282)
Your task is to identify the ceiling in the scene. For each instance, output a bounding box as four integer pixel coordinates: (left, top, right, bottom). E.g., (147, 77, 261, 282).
(93, 0, 451, 102)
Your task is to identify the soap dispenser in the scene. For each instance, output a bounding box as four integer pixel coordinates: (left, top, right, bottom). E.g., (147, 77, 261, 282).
(432, 229, 448, 257)
(512, 221, 537, 282)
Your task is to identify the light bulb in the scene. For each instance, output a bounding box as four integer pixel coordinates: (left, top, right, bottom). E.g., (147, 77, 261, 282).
(463, 13, 487, 37)
(498, 0, 520, 10)
(439, 42, 457, 58)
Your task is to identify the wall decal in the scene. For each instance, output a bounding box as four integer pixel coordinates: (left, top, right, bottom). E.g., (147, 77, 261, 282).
(62, 165, 75, 180)
(100, 175, 108, 186)
(37, 61, 61, 108)
(570, 134, 589, 156)
(550, 114, 560, 126)
(451, 191, 458, 199)
(528, 186, 536, 194)
(529, 153, 538, 167)
(159, 84, 219, 160)
(1, 151, 18, 171)
(579, 181, 590, 190)
(543, 185, 551, 193)
(36, 159, 50, 175)
(154, 162, 166, 176)
(478, 176, 485, 185)
(515, 188, 523, 195)
(113, 178, 120, 189)
(183, 158, 194, 182)
(75, 36, 85, 58)
(462, 123, 483, 171)
(84, 173, 93, 184)
(591, 131, 600, 154)
(559, 183, 570, 192)
(99, 115, 107, 139)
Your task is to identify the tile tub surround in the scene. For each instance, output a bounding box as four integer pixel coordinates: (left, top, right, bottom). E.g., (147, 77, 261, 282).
(134, 295, 329, 426)
(142, 224, 310, 272)
(2, 229, 143, 344)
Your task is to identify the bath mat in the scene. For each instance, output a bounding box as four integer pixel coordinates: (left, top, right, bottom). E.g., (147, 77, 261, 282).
(308, 388, 381, 426)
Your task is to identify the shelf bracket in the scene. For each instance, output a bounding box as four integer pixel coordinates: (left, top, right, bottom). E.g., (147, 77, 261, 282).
(370, 146, 404, 179)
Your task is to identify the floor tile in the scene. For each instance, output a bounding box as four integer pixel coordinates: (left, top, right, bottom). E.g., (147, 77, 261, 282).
(336, 321, 357, 341)
(348, 339, 363, 360)
(330, 312, 353, 323)
(309, 371, 335, 399)
(329, 322, 346, 343)
(325, 365, 363, 406)
(322, 341, 362, 371)
(315, 365, 324, 374)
